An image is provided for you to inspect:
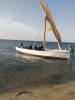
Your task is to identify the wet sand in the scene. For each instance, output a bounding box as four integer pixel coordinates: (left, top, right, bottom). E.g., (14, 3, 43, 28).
(0, 81, 75, 100)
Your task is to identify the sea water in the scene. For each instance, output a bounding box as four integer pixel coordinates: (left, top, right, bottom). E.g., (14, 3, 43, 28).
(0, 39, 75, 93)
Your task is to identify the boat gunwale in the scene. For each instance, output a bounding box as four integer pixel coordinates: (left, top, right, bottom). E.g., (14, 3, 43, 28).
(15, 47, 70, 60)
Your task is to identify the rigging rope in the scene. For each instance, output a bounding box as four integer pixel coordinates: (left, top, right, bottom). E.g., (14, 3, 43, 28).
(34, 21, 44, 45)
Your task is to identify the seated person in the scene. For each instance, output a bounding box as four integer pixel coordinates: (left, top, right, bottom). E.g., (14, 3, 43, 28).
(37, 45, 40, 50)
(39, 44, 44, 50)
(21, 42, 23, 47)
(68, 44, 74, 57)
(34, 45, 37, 50)
(23, 44, 28, 49)
(28, 44, 32, 49)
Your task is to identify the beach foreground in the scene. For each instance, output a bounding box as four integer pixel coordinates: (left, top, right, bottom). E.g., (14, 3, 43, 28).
(0, 81, 75, 100)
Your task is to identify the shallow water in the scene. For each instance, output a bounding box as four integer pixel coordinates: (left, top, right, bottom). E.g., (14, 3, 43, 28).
(0, 39, 75, 93)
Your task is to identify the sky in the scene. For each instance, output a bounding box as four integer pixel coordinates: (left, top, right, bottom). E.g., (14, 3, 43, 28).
(0, 0, 75, 42)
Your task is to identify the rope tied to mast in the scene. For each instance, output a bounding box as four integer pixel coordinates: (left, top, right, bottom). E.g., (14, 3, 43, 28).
(34, 21, 44, 46)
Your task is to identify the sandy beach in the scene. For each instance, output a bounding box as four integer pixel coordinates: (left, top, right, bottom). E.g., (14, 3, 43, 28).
(0, 81, 75, 100)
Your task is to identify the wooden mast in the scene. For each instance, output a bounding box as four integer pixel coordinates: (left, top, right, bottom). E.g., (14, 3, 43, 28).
(43, 4, 48, 51)
(43, 16, 46, 51)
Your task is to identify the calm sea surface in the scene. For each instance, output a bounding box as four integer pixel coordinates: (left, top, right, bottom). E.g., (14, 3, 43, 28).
(0, 39, 75, 93)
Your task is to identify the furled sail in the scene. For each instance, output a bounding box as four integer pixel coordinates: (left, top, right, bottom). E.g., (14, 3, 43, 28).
(38, 0, 62, 48)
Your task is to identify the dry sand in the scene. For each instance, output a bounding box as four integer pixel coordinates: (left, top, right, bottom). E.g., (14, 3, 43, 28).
(0, 81, 75, 100)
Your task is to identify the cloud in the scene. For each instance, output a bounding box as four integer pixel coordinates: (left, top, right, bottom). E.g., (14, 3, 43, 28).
(0, 17, 39, 40)
(0, 17, 74, 42)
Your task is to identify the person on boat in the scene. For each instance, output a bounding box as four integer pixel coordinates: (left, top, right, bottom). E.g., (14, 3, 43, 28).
(25, 44, 28, 48)
(34, 45, 37, 50)
(40, 44, 44, 50)
(30, 44, 32, 49)
(38, 44, 44, 50)
(23, 44, 28, 49)
(28, 44, 32, 49)
(37, 44, 44, 50)
(21, 42, 23, 47)
(37, 45, 40, 50)
(68, 44, 74, 57)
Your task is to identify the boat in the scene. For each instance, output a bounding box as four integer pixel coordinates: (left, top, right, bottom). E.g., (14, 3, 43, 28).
(15, 0, 70, 60)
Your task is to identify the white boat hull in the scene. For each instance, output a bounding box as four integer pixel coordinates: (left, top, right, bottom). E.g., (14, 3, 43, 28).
(15, 47, 70, 60)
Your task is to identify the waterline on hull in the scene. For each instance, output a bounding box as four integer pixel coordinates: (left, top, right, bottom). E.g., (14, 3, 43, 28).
(16, 47, 70, 60)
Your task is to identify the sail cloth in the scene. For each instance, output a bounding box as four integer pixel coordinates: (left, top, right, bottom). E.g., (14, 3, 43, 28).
(38, 0, 62, 48)
(48, 23, 52, 31)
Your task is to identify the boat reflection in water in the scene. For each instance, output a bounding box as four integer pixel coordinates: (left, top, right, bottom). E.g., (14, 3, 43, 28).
(16, 52, 73, 85)
(0, 52, 74, 93)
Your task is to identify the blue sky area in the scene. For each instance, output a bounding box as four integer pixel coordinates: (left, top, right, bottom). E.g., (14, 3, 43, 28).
(0, 0, 75, 42)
